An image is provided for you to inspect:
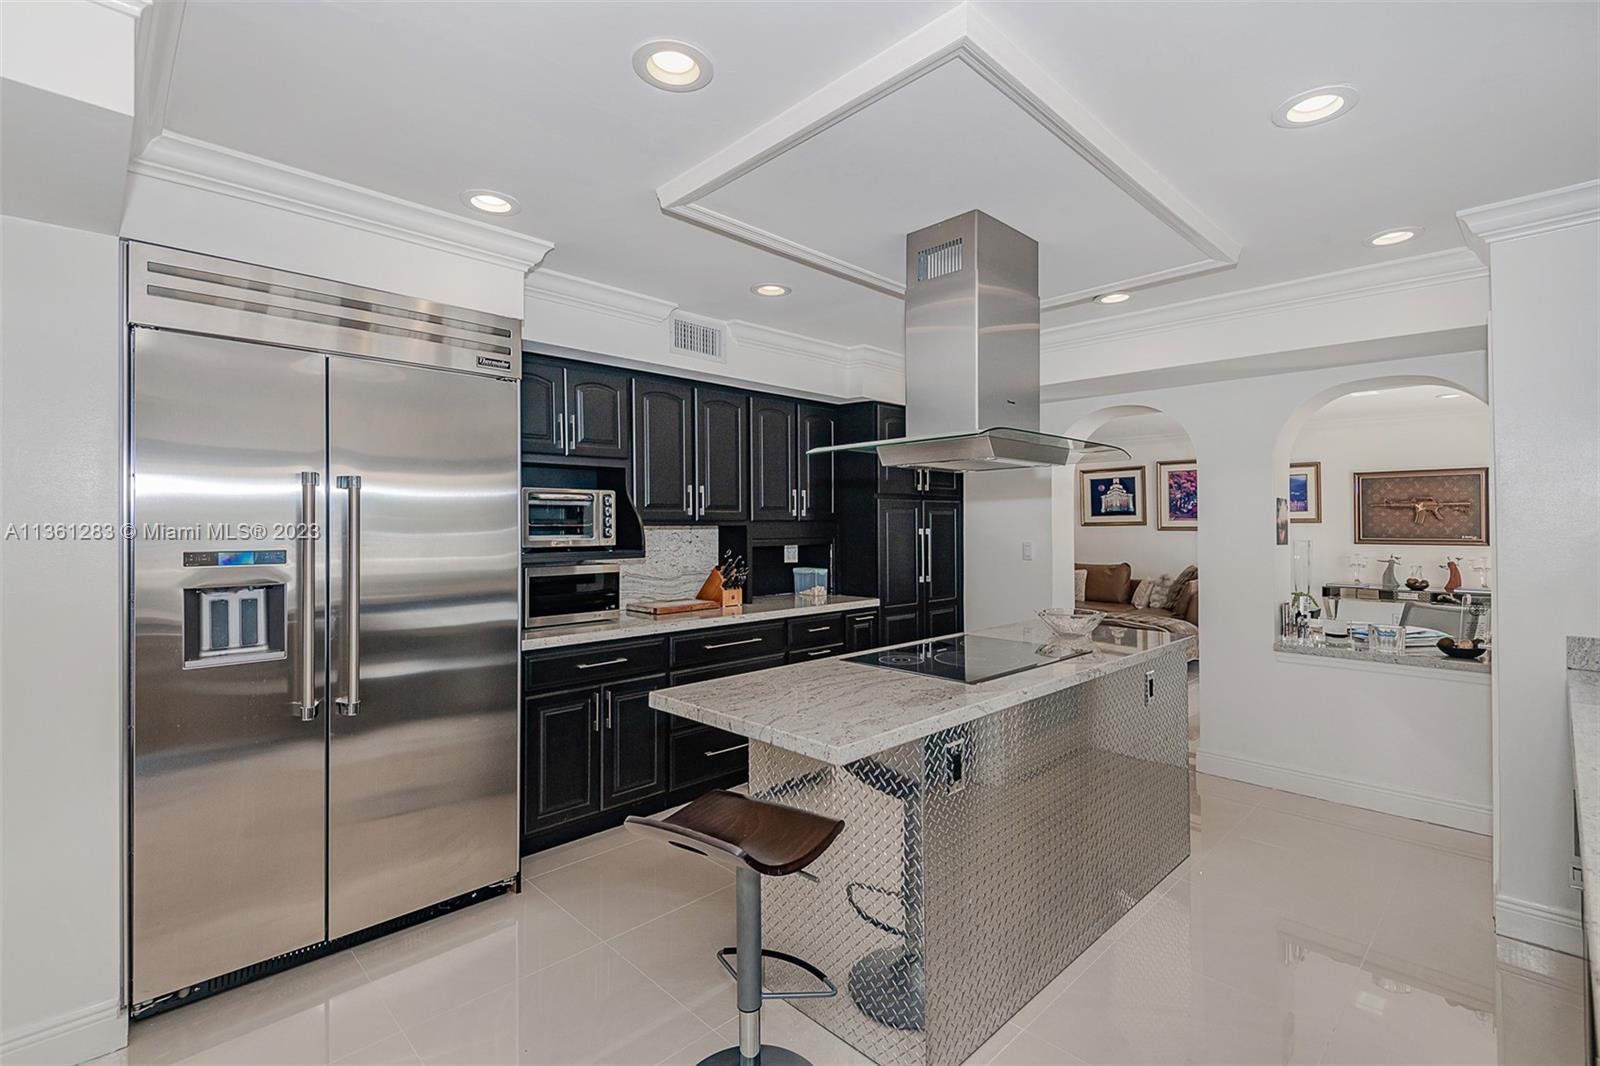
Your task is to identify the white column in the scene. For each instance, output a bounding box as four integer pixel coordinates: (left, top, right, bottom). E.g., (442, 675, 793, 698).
(1459, 181, 1600, 953)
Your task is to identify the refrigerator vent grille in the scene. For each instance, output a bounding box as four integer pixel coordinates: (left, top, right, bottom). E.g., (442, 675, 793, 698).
(670, 315, 725, 361)
(916, 238, 964, 282)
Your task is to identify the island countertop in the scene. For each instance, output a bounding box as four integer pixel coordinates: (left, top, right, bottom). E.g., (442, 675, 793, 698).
(650, 619, 1193, 766)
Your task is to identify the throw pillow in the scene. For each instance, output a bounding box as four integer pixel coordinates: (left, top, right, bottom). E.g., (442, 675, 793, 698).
(1143, 574, 1175, 611)
(1076, 562, 1132, 604)
(1172, 579, 1198, 620)
(1074, 568, 1087, 604)
(1130, 579, 1154, 609)
(1167, 565, 1199, 609)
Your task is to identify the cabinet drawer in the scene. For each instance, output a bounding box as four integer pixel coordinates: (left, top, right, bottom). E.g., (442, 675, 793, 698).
(787, 643, 843, 664)
(666, 653, 786, 730)
(787, 614, 843, 649)
(525, 638, 666, 693)
(670, 623, 785, 669)
(669, 725, 749, 791)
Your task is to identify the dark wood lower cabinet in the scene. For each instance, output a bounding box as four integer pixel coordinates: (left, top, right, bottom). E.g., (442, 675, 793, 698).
(600, 674, 668, 809)
(843, 610, 879, 652)
(524, 688, 601, 834)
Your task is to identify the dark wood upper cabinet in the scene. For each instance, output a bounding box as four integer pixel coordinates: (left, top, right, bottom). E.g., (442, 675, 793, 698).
(878, 497, 923, 617)
(695, 387, 749, 522)
(797, 404, 836, 521)
(875, 405, 919, 496)
(566, 366, 630, 459)
(924, 500, 962, 634)
(521, 357, 564, 456)
(633, 378, 694, 521)
(750, 397, 797, 521)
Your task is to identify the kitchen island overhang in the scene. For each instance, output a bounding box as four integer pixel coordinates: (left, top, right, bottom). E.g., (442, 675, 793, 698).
(651, 621, 1193, 1066)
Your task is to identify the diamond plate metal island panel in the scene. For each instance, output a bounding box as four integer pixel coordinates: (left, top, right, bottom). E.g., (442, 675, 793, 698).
(750, 646, 1189, 1066)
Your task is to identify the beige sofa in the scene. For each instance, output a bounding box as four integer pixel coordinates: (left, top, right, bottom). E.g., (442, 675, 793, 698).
(1076, 562, 1199, 658)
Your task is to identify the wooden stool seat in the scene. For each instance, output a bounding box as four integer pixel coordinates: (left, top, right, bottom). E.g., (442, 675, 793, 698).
(631, 789, 843, 877)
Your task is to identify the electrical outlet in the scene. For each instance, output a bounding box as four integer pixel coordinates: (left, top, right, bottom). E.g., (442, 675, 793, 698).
(783, 544, 798, 563)
(1021, 541, 1033, 561)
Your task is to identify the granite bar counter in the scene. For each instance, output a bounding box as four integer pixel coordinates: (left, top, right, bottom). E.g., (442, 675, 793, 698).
(652, 620, 1193, 1066)
(1274, 639, 1491, 675)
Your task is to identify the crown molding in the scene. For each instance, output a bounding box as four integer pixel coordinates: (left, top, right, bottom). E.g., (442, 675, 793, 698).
(655, 2, 1238, 308)
(848, 344, 904, 371)
(524, 268, 676, 324)
(130, 0, 184, 157)
(89, 0, 149, 18)
(726, 319, 853, 368)
(1456, 179, 1600, 262)
(1041, 248, 1487, 355)
(129, 132, 555, 273)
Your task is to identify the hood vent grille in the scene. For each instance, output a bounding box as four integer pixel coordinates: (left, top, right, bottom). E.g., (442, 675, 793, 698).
(916, 237, 964, 283)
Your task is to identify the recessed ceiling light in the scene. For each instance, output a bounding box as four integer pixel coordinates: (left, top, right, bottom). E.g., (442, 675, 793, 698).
(633, 40, 713, 92)
(461, 190, 519, 216)
(1437, 392, 1463, 400)
(1367, 227, 1422, 247)
(751, 284, 790, 297)
(1272, 85, 1359, 128)
(1095, 292, 1132, 305)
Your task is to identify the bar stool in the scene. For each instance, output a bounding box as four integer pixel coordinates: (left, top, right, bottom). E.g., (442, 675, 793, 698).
(627, 790, 844, 1066)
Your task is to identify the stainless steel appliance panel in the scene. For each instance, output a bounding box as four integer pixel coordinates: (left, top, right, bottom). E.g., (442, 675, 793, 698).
(523, 562, 621, 629)
(326, 356, 520, 938)
(130, 328, 327, 1003)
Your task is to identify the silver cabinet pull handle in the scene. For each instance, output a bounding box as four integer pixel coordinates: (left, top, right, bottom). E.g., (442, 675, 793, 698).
(568, 413, 577, 452)
(704, 636, 762, 650)
(292, 471, 320, 721)
(807, 626, 830, 633)
(604, 690, 614, 728)
(592, 698, 600, 733)
(555, 406, 564, 449)
(684, 484, 692, 516)
(923, 527, 933, 584)
(577, 656, 628, 670)
(801, 487, 808, 515)
(697, 484, 706, 517)
(790, 487, 798, 516)
(704, 743, 749, 757)
(335, 475, 362, 716)
(805, 648, 833, 657)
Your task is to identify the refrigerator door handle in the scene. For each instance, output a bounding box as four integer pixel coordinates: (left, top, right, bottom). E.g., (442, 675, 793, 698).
(335, 474, 362, 716)
(292, 471, 321, 721)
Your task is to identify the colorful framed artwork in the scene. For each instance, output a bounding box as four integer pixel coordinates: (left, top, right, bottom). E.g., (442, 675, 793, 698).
(1079, 465, 1146, 526)
(1287, 461, 1322, 524)
(1275, 498, 1290, 545)
(1156, 459, 1198, 531)
(1354, 467, 1489, 546)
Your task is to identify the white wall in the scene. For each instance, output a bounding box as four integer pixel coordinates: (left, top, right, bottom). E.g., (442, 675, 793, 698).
(1045, 350, 1494, 833)
(1071, 427, 1198, 584)
(1474, 210, 1599, 954)
(1288, 402, 1492, 604)
(962, 468, 1056, 629)
(0, 217, 127, 1063)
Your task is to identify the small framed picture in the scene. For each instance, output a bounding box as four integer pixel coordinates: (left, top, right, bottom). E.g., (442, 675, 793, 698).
(1275, 498, 1290, 545)
(1156, 459, 1198, 531)
(1288, 461, 1322, 524)
(1079, 465, 1146, 526)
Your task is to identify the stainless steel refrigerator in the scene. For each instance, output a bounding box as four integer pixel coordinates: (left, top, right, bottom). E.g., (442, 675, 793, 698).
(126, 244, 522, 1011)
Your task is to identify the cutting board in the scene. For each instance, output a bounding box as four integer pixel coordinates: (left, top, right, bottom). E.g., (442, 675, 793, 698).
(626, 598, 723, 616)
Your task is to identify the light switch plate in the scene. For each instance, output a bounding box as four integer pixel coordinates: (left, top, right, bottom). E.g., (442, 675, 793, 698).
(783, 544, 798, 563)
(1021, 541, 1033, 561)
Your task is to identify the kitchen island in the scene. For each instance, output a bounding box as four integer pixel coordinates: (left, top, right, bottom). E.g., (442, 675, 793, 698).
(652, 620, 1193, 1066)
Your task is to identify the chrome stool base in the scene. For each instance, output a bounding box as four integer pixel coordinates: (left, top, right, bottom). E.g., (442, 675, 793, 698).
(696, 1045, 811, 1066)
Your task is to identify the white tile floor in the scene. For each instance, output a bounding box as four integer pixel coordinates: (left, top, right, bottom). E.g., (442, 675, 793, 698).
(97, 774, 1587, 1066)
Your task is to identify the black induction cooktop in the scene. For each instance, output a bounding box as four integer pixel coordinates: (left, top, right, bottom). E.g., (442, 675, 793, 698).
(843, 634, 1089, 685)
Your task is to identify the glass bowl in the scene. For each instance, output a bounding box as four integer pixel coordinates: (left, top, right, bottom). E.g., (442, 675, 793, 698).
(1038, 608, 1104, 637)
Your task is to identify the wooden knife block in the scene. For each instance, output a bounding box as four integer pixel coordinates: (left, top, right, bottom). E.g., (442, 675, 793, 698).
(696, 568, 743, 607)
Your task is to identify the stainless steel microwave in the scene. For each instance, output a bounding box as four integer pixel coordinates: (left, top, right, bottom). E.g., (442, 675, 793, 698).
(525, 562, 620, 629)
(523, 488, 615, 549)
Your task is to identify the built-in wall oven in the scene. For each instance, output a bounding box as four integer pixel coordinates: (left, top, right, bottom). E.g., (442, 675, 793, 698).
(524, 562, 620, 629)
(523, 488, 615, 549)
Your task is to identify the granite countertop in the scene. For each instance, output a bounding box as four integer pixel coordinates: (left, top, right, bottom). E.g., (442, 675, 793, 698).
(522, 594, 880, 651)
(1566, 636, 1600, 1013)
(651, 619, 1194, 766)
(1274, 640, 1491, 675)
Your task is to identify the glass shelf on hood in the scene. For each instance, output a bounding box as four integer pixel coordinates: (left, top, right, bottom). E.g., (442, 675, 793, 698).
(806, 427, 1130, 472)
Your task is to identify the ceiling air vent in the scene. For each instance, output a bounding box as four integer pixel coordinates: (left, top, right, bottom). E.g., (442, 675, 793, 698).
(670, 314, 725, 362)
(916, 238, 963, 283)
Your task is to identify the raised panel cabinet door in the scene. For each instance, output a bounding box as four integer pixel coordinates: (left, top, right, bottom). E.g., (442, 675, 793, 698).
(521, 356, 565, 455)
(923, 500, 962, 636)
(843, 611, 878, 652)
(879, 606, 921, 647)
(926, 471, 961, 497)
(525, 688, 601, 832)
(567, 366, 631, 459)
(876, 404, 918, 495)
(695, 386, 749, 522)
(600, 674, 669, 810)
(797, 403, 836, 520)
(750, 397, 797, 520)
(633, 379, 695, 521)
(878, 497, 923, 616)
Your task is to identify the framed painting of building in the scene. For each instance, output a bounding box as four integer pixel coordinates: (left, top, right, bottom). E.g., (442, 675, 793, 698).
(1156, 459, 1198, 531)
(1353, 467, 1489, 545)
(1080, 465, 1146, 526)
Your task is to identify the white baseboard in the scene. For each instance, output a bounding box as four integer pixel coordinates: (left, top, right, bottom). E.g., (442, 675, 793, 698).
(0, 997, 125, 1066)
(1494, 893, 1585, 956)
(1196, 748, 1492, 834)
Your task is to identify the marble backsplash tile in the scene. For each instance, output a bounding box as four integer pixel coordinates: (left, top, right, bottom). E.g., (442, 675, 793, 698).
(1569, 636, 1600, 672)
(620, 526, 719, 606)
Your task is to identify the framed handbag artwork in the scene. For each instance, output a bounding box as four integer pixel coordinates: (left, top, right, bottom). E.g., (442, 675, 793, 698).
(1353, 467, 1489, 545)
(1156, 460, 1198, 531)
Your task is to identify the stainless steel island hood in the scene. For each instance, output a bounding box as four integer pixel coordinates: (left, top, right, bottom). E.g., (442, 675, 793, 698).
(810, 210, 1127, 472)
